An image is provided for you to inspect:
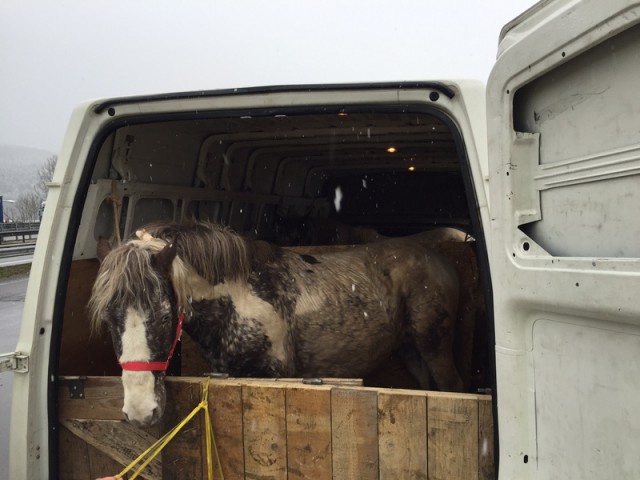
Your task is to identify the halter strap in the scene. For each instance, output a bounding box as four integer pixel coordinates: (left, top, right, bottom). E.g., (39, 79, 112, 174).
(119, 312, 185, 372)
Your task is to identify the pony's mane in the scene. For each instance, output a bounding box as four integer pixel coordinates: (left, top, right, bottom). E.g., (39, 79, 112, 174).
(141, 221, 254, 285)
(89, 221, 275, 330)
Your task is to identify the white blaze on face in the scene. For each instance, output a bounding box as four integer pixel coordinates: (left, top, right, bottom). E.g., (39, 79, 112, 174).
(120, 306, 158, 424)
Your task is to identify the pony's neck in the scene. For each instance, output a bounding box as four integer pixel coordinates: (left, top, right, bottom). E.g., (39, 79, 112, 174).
(170, 256, 218, 312)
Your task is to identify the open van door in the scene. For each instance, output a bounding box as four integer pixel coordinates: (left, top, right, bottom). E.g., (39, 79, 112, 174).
(487, 0, 640, 478)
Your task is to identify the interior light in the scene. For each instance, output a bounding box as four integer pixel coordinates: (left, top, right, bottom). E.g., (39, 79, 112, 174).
(408, 166, 416, 172)
(338, 111, 348, 116)
(387, 147, 397, 153)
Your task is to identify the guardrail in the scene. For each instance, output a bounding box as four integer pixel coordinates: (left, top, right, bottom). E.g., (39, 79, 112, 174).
(0, 222, 39, 244)
(0, 244, 35, 259)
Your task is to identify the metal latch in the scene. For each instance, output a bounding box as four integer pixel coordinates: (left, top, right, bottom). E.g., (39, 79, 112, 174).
(0, 352, 29, 373)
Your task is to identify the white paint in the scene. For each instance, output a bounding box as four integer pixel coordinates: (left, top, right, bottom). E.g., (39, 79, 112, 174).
(119, 307, 158, 424)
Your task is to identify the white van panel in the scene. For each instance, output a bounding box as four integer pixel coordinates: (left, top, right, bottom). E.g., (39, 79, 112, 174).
(488, 0, 640, 478)
(533, 318, 640, 478)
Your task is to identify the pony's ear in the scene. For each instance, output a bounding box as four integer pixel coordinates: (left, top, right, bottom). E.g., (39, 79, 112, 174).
(151, 242, 177, 274)
(96, 238, 112, 262)
(250, 239, 279, 265)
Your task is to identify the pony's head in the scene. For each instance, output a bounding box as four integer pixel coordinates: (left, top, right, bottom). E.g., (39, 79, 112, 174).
(88, 233, 181, 427)
(88, 221, 266, 426)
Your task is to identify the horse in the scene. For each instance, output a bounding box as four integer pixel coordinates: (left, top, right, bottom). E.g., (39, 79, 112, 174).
(89, 220, 463, 427)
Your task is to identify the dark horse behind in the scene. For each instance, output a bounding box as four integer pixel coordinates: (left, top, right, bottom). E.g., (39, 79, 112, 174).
(89, 221, 463, 426)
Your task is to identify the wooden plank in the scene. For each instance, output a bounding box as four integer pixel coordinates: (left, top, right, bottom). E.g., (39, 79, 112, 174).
(87, 444, 130, 480)
(58, 376, 124, 421)
(378, 391, 428, 480)
(331, 388, 379, 480)
(427, 393, 479, 480)
(242, 384, 287, 480)
(478, 396, 495, 480)
(60, 419, 160, 480)
(59, 260, 120, 377)
(286, 385, 333, 479)
(221, 377, 363, 387)
(58, 424, 91, 479)
(162, 380, 204, 479)
(56, 377, 494, 479)
(180, 332, 211, 376)
(208, 380, 245, 480)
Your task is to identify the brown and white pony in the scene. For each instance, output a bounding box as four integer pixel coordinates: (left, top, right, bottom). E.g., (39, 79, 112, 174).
(89, 221, 463, 426)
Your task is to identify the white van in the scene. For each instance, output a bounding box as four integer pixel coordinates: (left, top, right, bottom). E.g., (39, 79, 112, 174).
(4, 0, 640, 478)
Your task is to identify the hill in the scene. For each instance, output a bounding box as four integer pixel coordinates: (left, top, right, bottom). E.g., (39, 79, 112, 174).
(0, 144, 56, 205)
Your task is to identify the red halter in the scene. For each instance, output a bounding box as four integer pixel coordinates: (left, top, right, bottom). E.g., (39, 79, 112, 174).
(119, 312, 185, 372)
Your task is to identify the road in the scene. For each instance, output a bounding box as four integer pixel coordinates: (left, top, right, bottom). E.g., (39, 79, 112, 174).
(0, 274, 28, 480)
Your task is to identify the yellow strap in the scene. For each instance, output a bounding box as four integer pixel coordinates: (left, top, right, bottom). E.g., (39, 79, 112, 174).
(115, 380, 223, 480)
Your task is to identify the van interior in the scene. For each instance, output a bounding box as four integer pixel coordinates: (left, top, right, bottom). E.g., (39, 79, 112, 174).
(58, 96, 491, 393)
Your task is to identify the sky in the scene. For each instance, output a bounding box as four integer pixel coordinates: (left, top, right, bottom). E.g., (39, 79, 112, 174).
(0, 0, 537, 153)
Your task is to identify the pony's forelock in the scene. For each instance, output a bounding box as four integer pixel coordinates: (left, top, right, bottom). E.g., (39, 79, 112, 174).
(88, 238, 169, 333)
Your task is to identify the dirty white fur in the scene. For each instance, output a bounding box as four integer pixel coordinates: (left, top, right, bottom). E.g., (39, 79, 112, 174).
(174, 261, 290, 365)
(120, 307, 158, 424)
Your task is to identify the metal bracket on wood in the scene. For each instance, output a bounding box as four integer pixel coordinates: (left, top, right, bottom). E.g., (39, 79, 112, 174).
(64, 376, 87, 399)
(302, 378, 324, 385)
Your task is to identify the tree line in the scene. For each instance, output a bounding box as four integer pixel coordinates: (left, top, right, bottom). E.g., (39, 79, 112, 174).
(8, 155, 57, 222)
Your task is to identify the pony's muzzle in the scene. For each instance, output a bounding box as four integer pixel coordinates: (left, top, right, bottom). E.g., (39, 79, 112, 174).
(121, 370, 166, 427)
(123, 405, 161, 427)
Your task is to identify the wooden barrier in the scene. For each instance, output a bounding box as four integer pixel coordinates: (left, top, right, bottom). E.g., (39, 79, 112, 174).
(58, 377, 494, 480)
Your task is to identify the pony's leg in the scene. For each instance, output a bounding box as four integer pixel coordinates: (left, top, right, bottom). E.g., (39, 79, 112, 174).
(396, 342, 432, 390)
(406, 297, 465, 393)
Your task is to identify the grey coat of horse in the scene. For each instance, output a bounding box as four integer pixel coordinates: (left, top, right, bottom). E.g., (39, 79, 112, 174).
(89, 221, 463, 426)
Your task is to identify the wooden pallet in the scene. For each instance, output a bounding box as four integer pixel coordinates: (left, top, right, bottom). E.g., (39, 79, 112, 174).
(58, 376, 494, 480)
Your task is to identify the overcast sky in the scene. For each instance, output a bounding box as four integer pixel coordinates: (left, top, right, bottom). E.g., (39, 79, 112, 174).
(0, 0, 537, 153)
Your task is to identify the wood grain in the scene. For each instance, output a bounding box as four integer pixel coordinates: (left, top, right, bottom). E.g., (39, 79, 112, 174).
(378, 391, 428, 480)
(162, 380, 203, 479)
(427, 393, 479, 480)
(286, 385, 333, 479)
(58, 376, 124, 421)
(242, 384, 288, 479)
(208, 380, 245, 480)
(60, 418, 160, 480)
(478, 396, 495, 480)
(331, 388, 378, 480)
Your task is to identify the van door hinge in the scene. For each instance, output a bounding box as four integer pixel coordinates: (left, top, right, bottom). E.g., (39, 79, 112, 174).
(0, 352, 29, 373)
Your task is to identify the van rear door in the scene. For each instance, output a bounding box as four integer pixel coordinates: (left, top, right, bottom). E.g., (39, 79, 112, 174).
(487, 1, 640, 478)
